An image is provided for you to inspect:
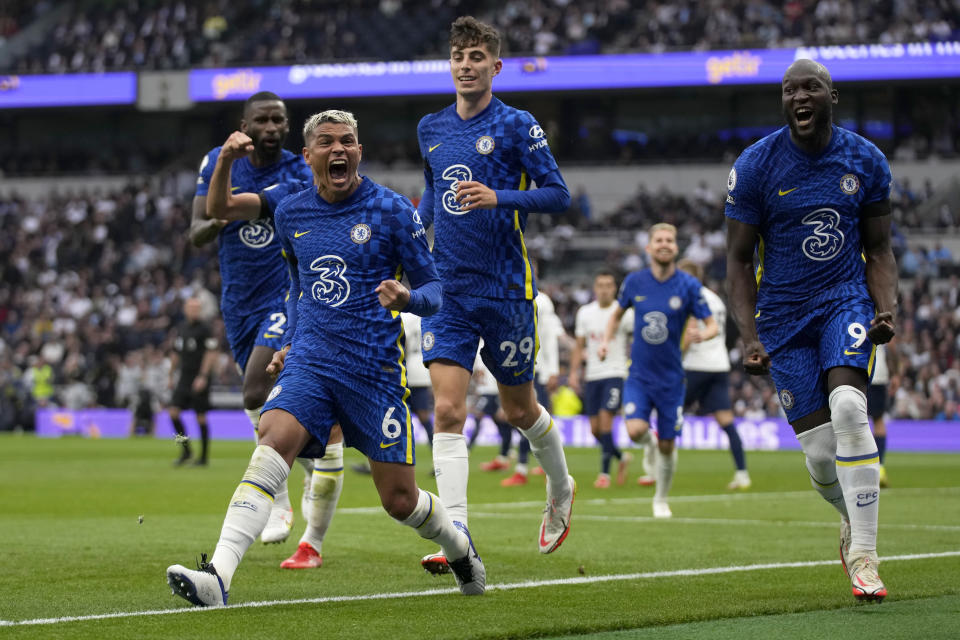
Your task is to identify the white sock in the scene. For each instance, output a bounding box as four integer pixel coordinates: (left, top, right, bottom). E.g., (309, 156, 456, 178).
(654, 447, 676, 500)
(831, 385, 880, 554)
(797, 422, 849, 520)
(300, 443, 344, 553)
(432, 432, 469, 527)
(211, 445, 290, 591)
(398, 489, 469, 560)
(636, 429, 658, 477)
(244, 407, 262, 440)
(515, 463, 528, 476)
(520, 405, 571, 499)
(272, 479, 292, 513)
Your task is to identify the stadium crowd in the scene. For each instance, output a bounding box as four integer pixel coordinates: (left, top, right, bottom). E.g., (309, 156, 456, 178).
(4, 0, 959, 74)
(1, 177, 957, 431)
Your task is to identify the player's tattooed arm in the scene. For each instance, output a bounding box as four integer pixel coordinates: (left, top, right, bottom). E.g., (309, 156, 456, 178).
(861, 199, 897, 344)
(726, 218, 770, 375)
(206, 132, 262, 223)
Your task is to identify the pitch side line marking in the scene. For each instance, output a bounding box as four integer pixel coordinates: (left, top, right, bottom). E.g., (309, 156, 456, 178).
(334, 486, 960, 515)
(469, 512, 960, 532)
(3, 551, 959, 627)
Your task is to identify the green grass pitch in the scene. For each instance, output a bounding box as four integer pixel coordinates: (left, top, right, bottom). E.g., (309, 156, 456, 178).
(1, 434, 958, 639)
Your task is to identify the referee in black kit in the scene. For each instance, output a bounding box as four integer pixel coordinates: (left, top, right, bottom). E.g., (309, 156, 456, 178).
(168, 297, 219, 466)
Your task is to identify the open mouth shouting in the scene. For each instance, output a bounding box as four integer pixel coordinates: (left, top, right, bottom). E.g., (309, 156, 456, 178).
(328, 158, 349, 185)
(794, 107, 815, 129)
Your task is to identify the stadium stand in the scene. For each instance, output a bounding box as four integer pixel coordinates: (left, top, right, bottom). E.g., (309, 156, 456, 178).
(2, 0, 958, 73)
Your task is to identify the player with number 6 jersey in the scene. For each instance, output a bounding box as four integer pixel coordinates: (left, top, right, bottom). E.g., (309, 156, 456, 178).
(725, 60, 897, 603)
(167, 110, 486, 607)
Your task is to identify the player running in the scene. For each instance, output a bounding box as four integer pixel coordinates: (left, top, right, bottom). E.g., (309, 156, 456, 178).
(166, 110, 484, 605)
(206, 129, 346, 570)
(599, 224, 716, 518)
(417, 16, 574, 574)
(725, 59, 896, 602)
(192, 91, 314, 544)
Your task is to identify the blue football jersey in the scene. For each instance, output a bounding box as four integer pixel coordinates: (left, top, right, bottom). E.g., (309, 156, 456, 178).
(618, 269, 711, 390)
(195, 147, 314, 315)
(417, 97, 566, 300)
(724, 125, 892, 314)
(274, 178, 438, 373)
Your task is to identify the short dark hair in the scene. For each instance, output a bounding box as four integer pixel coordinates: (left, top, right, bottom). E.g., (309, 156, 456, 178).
(243, 91, 283, 116)
(594, 270, 616, 282)
(450, 16, 501, 57)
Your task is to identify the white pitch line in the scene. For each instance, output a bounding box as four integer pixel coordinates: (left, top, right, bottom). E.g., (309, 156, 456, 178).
(468, 511, 960, 532)
(334, 486, 960, 515)
(3, 550, 959, 628)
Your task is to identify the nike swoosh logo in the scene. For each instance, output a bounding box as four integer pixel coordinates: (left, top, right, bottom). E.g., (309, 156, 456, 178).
(263, 333, 281, 339)
(294, 230, 310, 238)
(634, 296, 646, 302)
(379, 441, 400, 449)
(856, 498, 877, 507)
(778, 187, 798, 196)
(428, 143, 442, 152)
(513, 368, 529, 377)
(844, 349, 864, 356)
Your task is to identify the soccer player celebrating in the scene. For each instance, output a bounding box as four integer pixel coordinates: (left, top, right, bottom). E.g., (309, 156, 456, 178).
(599, 224, 716, 518)
(206, 130, 346, 570)
(725, 60, 896, 602)
(568, 272, 635, 488)
(166, 110, 484, 606)
(417, 16, 574, 573)
(677, 260, 751, 490)
(192, 91, 314, 544)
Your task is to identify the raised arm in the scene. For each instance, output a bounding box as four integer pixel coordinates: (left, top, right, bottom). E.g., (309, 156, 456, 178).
(860, 199, 897, 344)
(726, 218, 770, 375)
(206, 132, 263, 223)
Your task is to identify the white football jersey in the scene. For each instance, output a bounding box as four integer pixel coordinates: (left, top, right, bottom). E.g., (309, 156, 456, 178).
(401, 312, 431, 388)
(574, 300, 632, 381)
(535, 291, 563, 385)
(871, 344, 889, 385)
(682, 286, 730, 372)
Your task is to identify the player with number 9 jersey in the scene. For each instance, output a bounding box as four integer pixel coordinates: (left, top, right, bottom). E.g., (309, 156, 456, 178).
(724, 112, 891, 421)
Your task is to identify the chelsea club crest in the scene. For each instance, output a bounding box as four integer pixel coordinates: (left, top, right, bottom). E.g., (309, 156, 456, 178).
(475, 136, 495, 154)
(840, 174, 860, 195)
(350, 223, 371, 244)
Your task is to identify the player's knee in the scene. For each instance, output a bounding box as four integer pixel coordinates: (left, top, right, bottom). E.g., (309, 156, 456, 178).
(829, 385, 868, 432)
(380, 488, 418, 520)
(433, 399, 466, 432)
(501, 403, 536, 428)
(242, 380, 270, 410)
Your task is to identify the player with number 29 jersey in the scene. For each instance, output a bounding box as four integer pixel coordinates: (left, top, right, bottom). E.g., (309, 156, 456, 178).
(725, 124, 892, 420)
(417, 97, 567, 302)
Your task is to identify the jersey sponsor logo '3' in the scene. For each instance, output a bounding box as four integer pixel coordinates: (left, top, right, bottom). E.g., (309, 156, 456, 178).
(800, 208, 845, 262)
(441, 164, 472, 215)
(309, 255, 350, 307)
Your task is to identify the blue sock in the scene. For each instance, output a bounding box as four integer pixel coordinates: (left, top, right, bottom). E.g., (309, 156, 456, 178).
(517, 434, 530, 465)
(496, 420, 513, 457)
(874, 435, 887, 464)
(598, 432, 615, 474)
(722, 423, 746, 471)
